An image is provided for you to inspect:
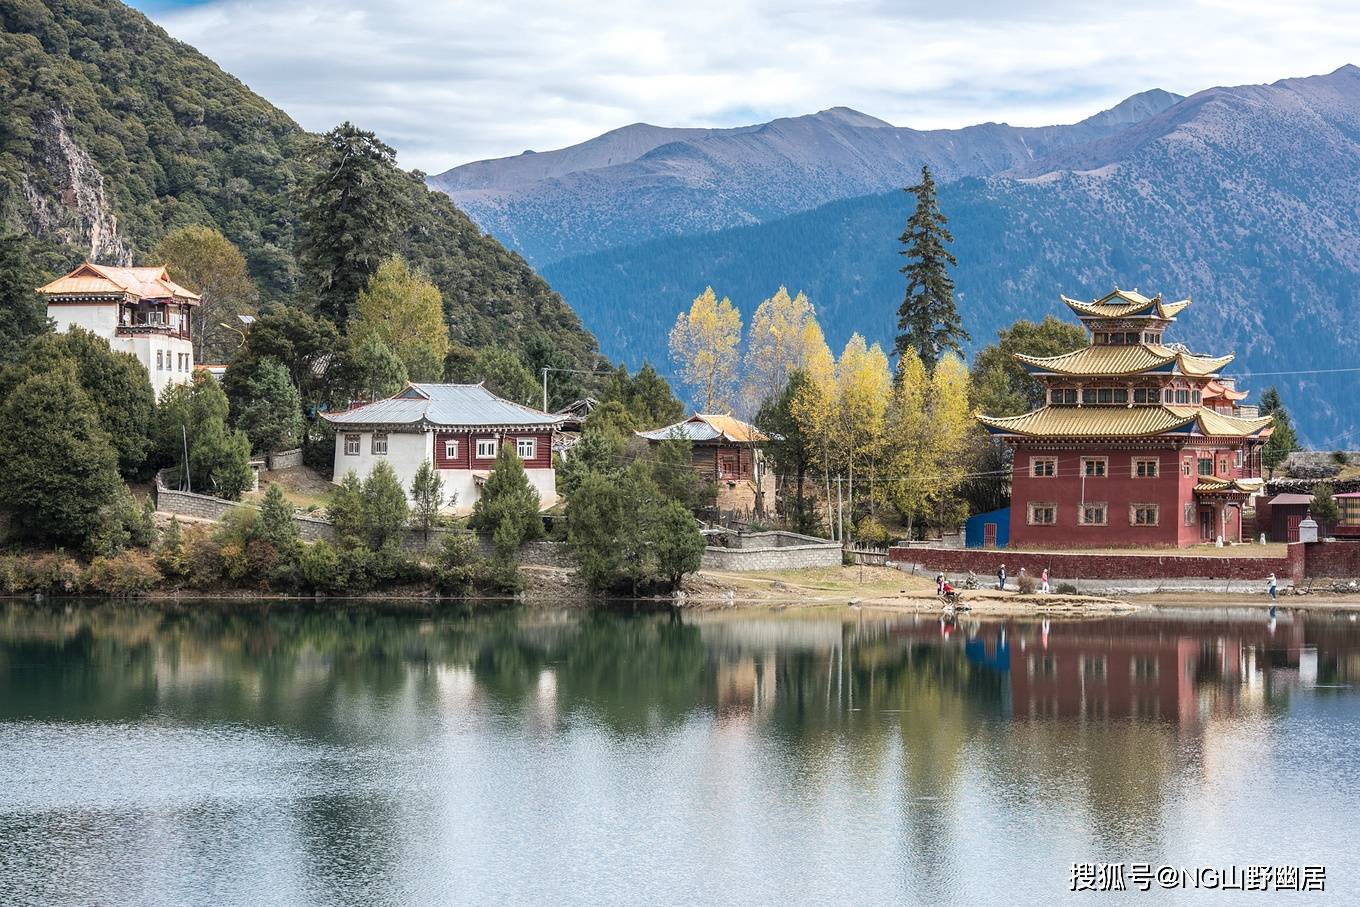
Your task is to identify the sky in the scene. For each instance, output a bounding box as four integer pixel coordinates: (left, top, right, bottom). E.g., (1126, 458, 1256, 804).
(130, 0, 1360, 174)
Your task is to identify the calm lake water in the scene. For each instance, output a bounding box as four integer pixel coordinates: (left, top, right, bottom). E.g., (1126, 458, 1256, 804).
(1, 602, 1357, 906)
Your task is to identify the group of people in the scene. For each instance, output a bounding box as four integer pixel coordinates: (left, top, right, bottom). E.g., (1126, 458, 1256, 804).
(992, 564, 1049, 593)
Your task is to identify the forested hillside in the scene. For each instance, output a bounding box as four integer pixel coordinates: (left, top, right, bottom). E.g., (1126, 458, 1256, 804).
(0, 0, 600, 367)
(543, 66, 1360, 446)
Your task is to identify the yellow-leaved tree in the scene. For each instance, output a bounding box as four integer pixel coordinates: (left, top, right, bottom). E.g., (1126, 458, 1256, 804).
(832, 334, 891, 536)
(878, 346, 931, 534)
(669, 287, 742, 411)
(925, 353, 972, 530)
(351, 255, 449, 382)
(742, 287, 824, 412)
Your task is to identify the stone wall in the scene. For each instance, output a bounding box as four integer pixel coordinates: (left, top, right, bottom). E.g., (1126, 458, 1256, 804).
(703, 531, 842, 571)
(888, 545, 1290, 582)
(267, 448, 304, 470)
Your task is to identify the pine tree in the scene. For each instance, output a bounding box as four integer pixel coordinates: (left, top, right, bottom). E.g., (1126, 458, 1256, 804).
(1260, 386, 1298, 477)
(409, 460, 446, 539)
(1312, 481, 1340, 529)
(297, 123, 402, 327)
(257, 483, 300, 551)
(470, 444, 543, 562)
(361, 461, 410, 550)
(230, 358, 305, 453)
(895, 166, 968, 369)
(0, 234, 49, 368)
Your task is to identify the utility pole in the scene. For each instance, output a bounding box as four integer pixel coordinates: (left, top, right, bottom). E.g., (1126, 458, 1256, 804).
(542, 368, 549, 413)
(836, 476, 844, 545)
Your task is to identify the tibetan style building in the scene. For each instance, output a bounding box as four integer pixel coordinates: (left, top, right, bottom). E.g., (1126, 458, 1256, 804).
(38, 262, 200, 396)
(978, 290, 1273, 548)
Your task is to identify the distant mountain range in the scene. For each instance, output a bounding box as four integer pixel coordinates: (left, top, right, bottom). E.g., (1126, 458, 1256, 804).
(429, 90, 1184, 267)
(434, 66, 1360, 445)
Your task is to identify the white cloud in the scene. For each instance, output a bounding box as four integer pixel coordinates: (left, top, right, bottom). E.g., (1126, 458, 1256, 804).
(142, 0, 1360, 173)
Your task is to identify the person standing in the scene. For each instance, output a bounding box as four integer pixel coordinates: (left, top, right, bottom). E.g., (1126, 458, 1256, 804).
(1040, 568, 1050, 594)
(1268, 572, 1278, 606)
(997, 563, 1007, 591)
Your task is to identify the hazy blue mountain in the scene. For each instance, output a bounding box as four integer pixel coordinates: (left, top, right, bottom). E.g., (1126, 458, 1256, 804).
(542, 66, 1360, 446)
(430, 91, 1183, 266)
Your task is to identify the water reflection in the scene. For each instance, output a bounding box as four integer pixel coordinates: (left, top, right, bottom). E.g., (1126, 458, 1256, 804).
(1, 602, 1357, 905)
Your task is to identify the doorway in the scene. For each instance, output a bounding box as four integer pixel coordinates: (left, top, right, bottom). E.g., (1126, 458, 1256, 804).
(1200, 506, 1215, 541)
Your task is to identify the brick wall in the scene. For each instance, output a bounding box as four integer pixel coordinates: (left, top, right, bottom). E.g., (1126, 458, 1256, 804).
(888, 545, 1290, 582)
(1288, 540, 1360, 582)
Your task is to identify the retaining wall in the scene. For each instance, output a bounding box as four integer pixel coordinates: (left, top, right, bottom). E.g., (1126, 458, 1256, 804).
(888, 545, 1290, 583)
(703, 531, 842, 571)
(267, 448, 304, 470)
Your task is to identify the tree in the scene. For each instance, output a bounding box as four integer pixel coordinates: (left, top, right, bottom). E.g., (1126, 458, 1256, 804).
(895, 165, 968, 369)
(229, 358, 305, 453)
(0, 234, 49, 368)
(879, 348, 931, 532)
(1260, 386, 1298, 478)
(1312, 481, 1341, 530)
(742, 286, 825, 412)
(2, 327, 155, 477)
(970, 316, 1088, 415)
(340, 333, 408, 403)
(599, 362, 686, 429)
(648, 434, 707, 510)
(470, 443, 543, 563)
(257, 483, 300, 551)
(152, 225, 258, 364)
(567, 464, 655, 592)
(669, 287, 742, 411)
(833, 333, 891, 531)
(556, 427, 629, 501)
(297, 123, 403, 327)
(651, 499, 705, 587)
(351, 255, 449, 381)
(362, 461, 409, 550)
(410, 460, 446, 539)
(227, 304, 341, 407)
(0, 364, 122, 547)
(154, 371, 252, 499)
(756, 370, 821, 534)
(923, 354, 973, 531)
(522, 334, 585, 412)
(328, 471, 367, 545)
(469, 346, 539, 406)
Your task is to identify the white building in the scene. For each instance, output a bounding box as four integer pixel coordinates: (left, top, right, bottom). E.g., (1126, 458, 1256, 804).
(322, 383, 564, 514)
(38, 262, 200, 397)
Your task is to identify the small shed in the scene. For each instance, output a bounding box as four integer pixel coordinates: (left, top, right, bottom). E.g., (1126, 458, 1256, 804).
(965, 507, 1010, 549)
(1261, 493, 1313, 542)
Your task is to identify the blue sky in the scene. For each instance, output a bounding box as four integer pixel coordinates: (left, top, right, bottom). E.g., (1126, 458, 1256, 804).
(129, 0, 1359, 173)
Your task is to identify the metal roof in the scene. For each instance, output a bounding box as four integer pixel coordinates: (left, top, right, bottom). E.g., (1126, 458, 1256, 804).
(1267, 493, 1315, 506)
(38, 262, 201, 303)
(636, 413, 767, 444)
(322, 383, 565, 429)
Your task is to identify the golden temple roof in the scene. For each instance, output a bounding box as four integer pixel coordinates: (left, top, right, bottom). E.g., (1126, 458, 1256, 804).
(1061, 289, 1191, 321)
(1193, 476, 1266, 495)
(978, 405, 1274, 439)
(1015, 344, 1233, 378)
(38, 262, 201, 303)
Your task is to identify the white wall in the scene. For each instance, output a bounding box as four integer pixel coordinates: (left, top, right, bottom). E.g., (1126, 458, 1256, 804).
(333, 429, 559, 515)
(49, 303, 118, 339)
(49, 302, 193, 397)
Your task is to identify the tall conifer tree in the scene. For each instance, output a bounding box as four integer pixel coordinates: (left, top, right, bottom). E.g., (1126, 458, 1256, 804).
(895, 166, 968, 369)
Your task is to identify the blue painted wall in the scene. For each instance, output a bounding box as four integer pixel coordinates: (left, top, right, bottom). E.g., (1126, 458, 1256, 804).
(965, 507, 1010, 549)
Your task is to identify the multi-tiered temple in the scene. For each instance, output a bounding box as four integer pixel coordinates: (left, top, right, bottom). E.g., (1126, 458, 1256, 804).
(978, 289, 1273, 548)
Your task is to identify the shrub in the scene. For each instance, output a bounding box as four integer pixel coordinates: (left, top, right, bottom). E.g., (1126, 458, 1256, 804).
(1055, 582, 1079, 595)
(298, 540, 342, 594)
(184, 525, 226, 589)
(86, 552, 163, 596)
(362, 462, 409, 549)
(156, 517, 190, 580)
(0, 554, 23, 594)
(21, 551, 85, 594)
(434, 531, 479, 592)
(1333, 450, 1350, 466)
(854, 516, 892, 546)
(1017, 574, 1038, 594)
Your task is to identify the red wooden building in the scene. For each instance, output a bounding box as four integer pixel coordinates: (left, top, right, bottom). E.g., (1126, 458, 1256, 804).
(978, 290, 1273, 548)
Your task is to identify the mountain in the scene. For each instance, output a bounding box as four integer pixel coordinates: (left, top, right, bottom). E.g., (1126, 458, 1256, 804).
(429, 91, 1184, 266)
(0, 0, 600, 367)
(541, 66, 1360, 446)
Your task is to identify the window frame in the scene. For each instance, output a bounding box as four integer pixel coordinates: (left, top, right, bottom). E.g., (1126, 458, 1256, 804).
(475, 438, 498, 460)
(516, 437, 537, 461)
(1184, 503, 1196, 526)
(444, 438, 459, 460)
(344, 434, 361, 456)
(1027, 502, 1057, 525)
(1082, 457, 1107, 478)
(1198, 457, 1214, 476)
(1130, 503, 1160, 526)
(1219, 458, 1229, 475)
(1079, 502, 1108, 526)
(1030, 457, 1057, 478)
(371, 432, 388, 456)
(1133, 457, 1159, 478)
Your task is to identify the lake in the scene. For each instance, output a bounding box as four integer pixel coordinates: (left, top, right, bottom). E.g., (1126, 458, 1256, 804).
(1, 602, 1356, 905)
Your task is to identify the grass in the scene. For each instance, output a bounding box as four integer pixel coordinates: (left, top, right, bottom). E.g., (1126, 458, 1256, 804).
(242, 465, 334, 511)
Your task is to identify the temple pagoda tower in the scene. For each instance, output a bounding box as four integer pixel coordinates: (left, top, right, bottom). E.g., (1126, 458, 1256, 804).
(978, 289, 1273, 548)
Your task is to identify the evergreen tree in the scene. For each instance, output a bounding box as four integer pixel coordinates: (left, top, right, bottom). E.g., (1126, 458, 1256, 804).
(0, 234, 49, 368)
(341, 333, 408, 402)
(297, 123, 403, 327)
(328, 471, 367, 546)
(0, 364, 122, 547)
(567, 465, 655, 592)
(191, 419, 254, 501)
(648, 434, 706, 509)
(756, 370, 820, 534)
(1260, 386, 1298, 477)
(651, 499, 705, 587)
(2, 327, 155, 477)
(155, 371, 253, 498)
(1312, 481, 1341, 530)
(410, 460, 446, 539)
(470, 443, 543, 562)
(361, 461, 409, 550)
(227, 304, 342, 407)
(229, 358, 305, 452)
(969, 316, 1088, 415)
(469, 346, 539, 406)
(257, 483, 300, 551)
(895, 165, 968, 369)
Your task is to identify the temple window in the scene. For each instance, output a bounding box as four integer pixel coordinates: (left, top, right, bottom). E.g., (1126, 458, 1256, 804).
(344, 434, 360, 456)
(1031, 457, 1057, 478)
(1133, 387, 1158, 404)
(371, 432, 388, 456)
(1183, 457, 1193, 476)
(1133, 457, 1159, 478)
(1192, 390, 1201, 404)
(1198, 457, 1213, 476)
(1083, 457, 1107, 477)
(1050, 388, 1078, 405)
(1174, 389, 1191, 405)
(1219, 458, 1229, 475)
(1079, 503, 1108, 526)
(1130, 504, 1159, 526)
(1027, 502, 1057, 525)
